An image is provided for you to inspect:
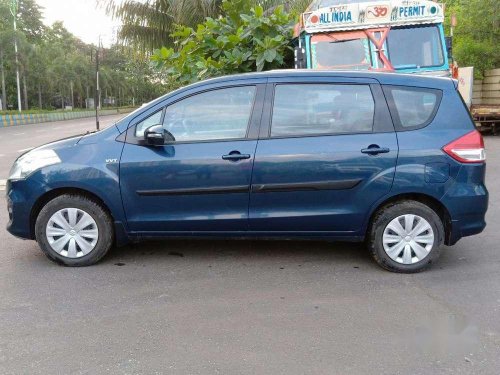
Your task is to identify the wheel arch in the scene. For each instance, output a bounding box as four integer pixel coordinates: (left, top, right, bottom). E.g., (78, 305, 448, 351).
(30, 187, 114, 240)
(365, 193, 452, 245)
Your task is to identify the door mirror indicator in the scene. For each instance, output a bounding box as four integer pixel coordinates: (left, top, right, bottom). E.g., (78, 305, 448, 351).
(144, 125, 175, 146)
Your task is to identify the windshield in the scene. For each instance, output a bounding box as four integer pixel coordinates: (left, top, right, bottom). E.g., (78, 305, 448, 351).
(311, 37, 371, 70)
(386, 25, 445, 69)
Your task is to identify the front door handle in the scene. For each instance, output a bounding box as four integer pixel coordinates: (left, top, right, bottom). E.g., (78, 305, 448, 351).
(222, 151, 251, 161)
(361, 145, 390, 155)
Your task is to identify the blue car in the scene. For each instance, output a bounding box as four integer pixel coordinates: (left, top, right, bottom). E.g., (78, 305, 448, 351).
(6, 71, 488, 272)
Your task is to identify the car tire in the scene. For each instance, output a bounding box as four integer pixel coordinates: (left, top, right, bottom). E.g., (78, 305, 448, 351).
(35, 194, 114, 266)
(368, 200, 444, 273)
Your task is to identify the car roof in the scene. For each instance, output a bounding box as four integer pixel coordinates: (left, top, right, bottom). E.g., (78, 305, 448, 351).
(182, 69, 453, 91)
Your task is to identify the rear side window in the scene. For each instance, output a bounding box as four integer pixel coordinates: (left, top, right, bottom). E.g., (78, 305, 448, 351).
(271, 84, 375, 137)
(383, 86, 442, 130)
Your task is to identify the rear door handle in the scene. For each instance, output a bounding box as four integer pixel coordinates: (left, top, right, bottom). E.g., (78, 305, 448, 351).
(361, 145, 390, 155)
(222, 152, 251, 161)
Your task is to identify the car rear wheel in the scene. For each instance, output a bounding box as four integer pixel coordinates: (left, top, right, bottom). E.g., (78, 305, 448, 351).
(35, 194, 114, 266)
(368, 200, 444, 273)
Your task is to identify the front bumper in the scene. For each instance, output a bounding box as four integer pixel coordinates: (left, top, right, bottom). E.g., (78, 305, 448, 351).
(6, 177, 48, 240)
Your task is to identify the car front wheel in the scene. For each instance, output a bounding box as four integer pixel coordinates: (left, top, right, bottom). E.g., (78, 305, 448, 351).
(368, 200, 445, 273)
(35, 194, 114, 266)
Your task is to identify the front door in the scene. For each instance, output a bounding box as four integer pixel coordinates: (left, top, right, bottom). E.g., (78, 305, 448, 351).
(249, 80, 398, 235)
(120, 85, 263, 233)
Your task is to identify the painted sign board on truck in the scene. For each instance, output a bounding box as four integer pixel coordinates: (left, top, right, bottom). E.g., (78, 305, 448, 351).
(303, 0, 444, 33)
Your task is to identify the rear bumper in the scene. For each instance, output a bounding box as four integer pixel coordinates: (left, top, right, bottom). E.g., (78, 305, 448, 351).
(447, 215, 487, 246)
(441, 164, 488, 245)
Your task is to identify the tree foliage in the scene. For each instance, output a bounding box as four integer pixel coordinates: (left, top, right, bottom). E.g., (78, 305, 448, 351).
(444, 0, 499, 77)
(150, 0, 296, 87)
(99, 0, 310, 51)
(0, 0, 163, 111)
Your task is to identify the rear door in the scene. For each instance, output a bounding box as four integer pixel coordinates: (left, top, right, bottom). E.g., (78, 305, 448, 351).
(249, 77, 398, 235)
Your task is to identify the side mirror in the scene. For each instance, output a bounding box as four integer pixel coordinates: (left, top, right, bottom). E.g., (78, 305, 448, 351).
(144, 125, 175, 146)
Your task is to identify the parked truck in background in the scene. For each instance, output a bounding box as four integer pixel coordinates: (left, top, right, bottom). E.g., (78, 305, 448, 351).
(293, 0, 500, 133)
(293, 0, 452, 76)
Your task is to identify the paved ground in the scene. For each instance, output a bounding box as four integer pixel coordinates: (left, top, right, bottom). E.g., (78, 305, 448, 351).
(0, 118, 499, 374)
(0, 114, 124, 179)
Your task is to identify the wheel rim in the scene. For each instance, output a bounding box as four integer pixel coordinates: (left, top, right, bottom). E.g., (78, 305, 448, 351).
(45, 208, 99, 258)
(382, 214, 435, 265)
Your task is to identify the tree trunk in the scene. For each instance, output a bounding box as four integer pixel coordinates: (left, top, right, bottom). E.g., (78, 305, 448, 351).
(38, 83, 42, 109)
(0, 48, 6, 111)
(22, 71, 28, 110)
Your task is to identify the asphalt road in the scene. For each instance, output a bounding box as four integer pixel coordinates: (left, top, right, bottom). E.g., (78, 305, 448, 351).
(0, 114, 124, 179)
(0, 117, 499, 374)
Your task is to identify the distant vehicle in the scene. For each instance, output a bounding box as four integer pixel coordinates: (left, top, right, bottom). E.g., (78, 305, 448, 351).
(6, 71, 488, 272)
(294, 0, 452, 76)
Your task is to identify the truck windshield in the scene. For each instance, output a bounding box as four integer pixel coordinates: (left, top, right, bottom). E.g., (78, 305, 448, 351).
(386, 25, 444, 69)
(312, 38, 371, 70)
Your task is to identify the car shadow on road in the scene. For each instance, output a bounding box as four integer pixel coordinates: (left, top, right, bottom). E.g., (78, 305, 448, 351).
(103, 239, 375, 269)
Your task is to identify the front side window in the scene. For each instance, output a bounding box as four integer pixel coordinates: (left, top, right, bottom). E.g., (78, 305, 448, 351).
(385, 86, 441, 129)
(271, 84, 375, 137)
(135, 110, 163, 137)
(162, 86, 256, 142)
(387, 26, 445, 69)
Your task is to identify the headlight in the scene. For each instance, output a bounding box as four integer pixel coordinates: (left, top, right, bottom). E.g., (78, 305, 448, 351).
(8, 149, 61, 180)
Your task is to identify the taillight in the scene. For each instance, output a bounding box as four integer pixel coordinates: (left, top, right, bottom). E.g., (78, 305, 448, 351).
(442, 130, 486, 163)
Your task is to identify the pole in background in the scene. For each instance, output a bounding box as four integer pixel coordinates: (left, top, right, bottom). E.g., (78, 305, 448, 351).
(10, 0, 22, 112)
(95, 37, 100, 131)
(70, 81, 74, 109)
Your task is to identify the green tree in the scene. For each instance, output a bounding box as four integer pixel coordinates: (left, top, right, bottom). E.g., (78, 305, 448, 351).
(151, 0, 296, 88)
(0, 0, 11, 109)
(444, 0, 500, 76)
(99, 0, 309, 51)
(17, 0, 45, 43)
(0, 1, 163, 112)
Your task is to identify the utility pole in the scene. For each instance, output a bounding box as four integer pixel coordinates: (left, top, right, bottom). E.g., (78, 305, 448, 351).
(95, 37, 101, 131)
(10, 0, 22, 112)
(70, 81, 74, 108)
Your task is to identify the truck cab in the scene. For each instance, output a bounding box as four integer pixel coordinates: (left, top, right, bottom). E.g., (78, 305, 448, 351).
(295, 0, 450, 76)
